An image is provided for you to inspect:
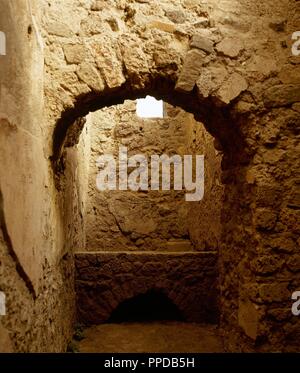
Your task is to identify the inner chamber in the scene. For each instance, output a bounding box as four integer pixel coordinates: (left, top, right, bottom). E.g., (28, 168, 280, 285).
(66, 98, 223, 328)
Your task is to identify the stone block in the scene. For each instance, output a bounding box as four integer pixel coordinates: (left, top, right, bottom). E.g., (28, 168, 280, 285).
(258, 283, 290, 303)
(246, 55, 278, 80)
(176, 49, 206, 92)
(94, 41, 126, 89)
(287, 255, 300, 273)
(191, 34, 214, 54)
(123, 46, 149, 76)
(263, 84, 300, 108)
(63, 44, 86, 64)
(216, 37, 244, 58)
(91, 1, 106, 11)
(255, 184, 282, 207)
(254, 208, 277, 231)
(216, 73, 248, 104)
(46, 21, 73, 37)
(165, 9, 186, 24)
(269, 235, 296, 253)
(77, 62, 104, 91)
(250, 255, 283, 275)
(196, 64, 228, 97)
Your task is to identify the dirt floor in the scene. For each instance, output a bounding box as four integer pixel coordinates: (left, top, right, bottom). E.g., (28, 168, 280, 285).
(77, 322, 223, 353)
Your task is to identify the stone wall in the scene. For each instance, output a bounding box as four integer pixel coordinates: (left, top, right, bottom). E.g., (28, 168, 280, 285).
(80, 101, 223, 252)
(0, 0, 75, 352)
(44, 0, 299, 352)
(0, 0, 298, 352)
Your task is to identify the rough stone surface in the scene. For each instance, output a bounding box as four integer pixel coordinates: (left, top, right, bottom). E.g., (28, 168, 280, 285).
(76, 62, 104, 91)
(176, 49, 206, 92)
(216, 73, 248, 104)
(190, 34, 214, 54)
(0, 0, 299, 354)
(196, 64, 228, 98)
(75, 252, 219, 325)
(63, 44, 87, 65)
(0, 0, 75, 352)
(47, 0, 300, 353)
(263, 84, 300, 107)
(80, 101, 223, 252)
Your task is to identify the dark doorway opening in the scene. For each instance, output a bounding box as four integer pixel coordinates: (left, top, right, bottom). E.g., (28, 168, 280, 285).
(108, 289, 184, 323)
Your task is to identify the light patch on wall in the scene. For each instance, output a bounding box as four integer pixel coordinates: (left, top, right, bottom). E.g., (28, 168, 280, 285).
(136, 96, 164, 118)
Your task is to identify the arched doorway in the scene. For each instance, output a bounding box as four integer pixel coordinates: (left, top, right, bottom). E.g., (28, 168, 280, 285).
(48, 28, 253, 352)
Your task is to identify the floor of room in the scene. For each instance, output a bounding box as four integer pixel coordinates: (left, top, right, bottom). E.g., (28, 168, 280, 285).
(76, 322, 223, 353)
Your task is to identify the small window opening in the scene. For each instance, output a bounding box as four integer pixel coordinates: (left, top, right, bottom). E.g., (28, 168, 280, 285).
(136, 96, 164, 118)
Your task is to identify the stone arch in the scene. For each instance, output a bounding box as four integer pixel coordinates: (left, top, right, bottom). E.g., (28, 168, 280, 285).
(54, 50, 250, 330)
(50, 46, 250, 174)
(75, 252, 219, 326)
(44, 4, 264, 350)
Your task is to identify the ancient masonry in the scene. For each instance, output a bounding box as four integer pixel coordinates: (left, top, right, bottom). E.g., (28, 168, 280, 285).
(0, 0, 299, 352)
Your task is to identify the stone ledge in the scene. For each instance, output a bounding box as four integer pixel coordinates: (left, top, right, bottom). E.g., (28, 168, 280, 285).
(75, 250, 217, 255)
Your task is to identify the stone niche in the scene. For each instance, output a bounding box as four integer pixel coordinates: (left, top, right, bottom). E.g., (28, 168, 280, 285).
(75, 251, 219, 325)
